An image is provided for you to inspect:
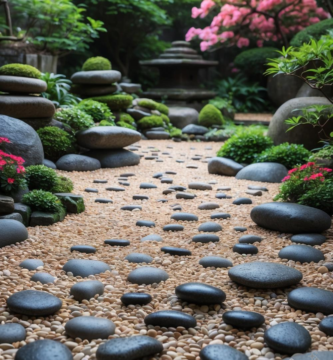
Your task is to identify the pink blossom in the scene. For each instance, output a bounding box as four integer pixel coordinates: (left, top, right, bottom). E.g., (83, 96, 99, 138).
(237, 37, 250, 48)
(257, 39, 264, 47)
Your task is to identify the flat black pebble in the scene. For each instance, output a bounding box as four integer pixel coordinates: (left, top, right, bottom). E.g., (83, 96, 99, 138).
(19, 259, 43, 270)
(215, 193, 227, 199)
(198, 222, 222, 232)
(279, 245, 324, 263)
(85, 188, 98, 193)
(163, 224, 184, 232)
(319, 317, 333, 335)
(234, 226, 247, 232)
(176, 282, 226, 304)
(121, 293, 152, 306)
(239, 235, 262, 244)
(211, 213, 230, 220)
(127, 266, 169, 285)
(161, 246, 191, 256)
(144, 310, 196, 328)
(125, 253, 153, 263)
(233, 243, 258, 255)
(140, 183, 157, 189)
(70, 280, 104, 302)
(169, 185, 186, 191)
(199, 256, 233, 268)
(71, 245, 96, 253)
(192, 234, 219, 243)
(176, 192, 196, 199)
(63, 259, 110, 277)
(158, 199, 168, 203)
(200, 344, 248, 360)
(0, 323, 26, 343)
(223, 311, 265, 329)
(95, 199, 113, 203)
(136, 220, 155, 227)
(153, 172, 163, 178)
(31, 273, 55, 284)
(233, 198, 252, 205)
(120, 173, 135, 177)
(248, 185, 268, 191)
(291, 233, 326, 246)
(121, 205, 142, 211)
(105, 239, 130, 246)
(141, 234, 163, 242)
(171, 213, 198, 221)
(106, 187, 125, 192)
(15, 340, 73, 360)
(94, 180, 107, 183)
(133, 195, 149, 200)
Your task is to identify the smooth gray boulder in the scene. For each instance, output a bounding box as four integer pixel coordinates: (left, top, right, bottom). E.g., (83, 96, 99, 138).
(208, 157, 243, 176)
(43, 159, 57, 169)
(182, 124, 208, 135)
(236, 162, 288, 183)
(88, 149, 140, 168)
(0, 219, 28, 248)
(146, 131, 170, 140)
(169, 107, 199, 129)
(296, 82, 325, 98)
(0, 75, 47, 94)
(71, 70, 121, 85)
(56, 154, 101, 172)
(72, 84, 117, 97)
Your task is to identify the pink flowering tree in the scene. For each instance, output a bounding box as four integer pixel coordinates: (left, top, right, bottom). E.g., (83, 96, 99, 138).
(186, 0, 329, 51)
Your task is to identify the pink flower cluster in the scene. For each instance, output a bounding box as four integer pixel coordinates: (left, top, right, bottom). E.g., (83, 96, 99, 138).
(186, 0, 328, 51)
(282, 162, 332, 183)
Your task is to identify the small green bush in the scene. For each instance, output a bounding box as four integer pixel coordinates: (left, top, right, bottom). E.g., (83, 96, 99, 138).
(309, 146, 333, 161)
(0, 63, 41, 79)
(23, 190, 63, 213)
(89, 94, 133, 111)
(51, 176, 74, 193)
(82, 56, 111, 71)
(256, 143, 312, 169)
(137, 99, 157, 110)
(199, 104, 224, 127)
(290, 19, 333, 47)
(119, 112, 135, 124)
(54, 108, 94, 132)
(37, 127, 76, 161)
(137, 115, 164, 129)
(217, 128, 273, 164)
(155, 102, 169, 115)
(170, 127, 182, 138)
(99, 120, 115, 126)
(77, 99, 113, 122)
(117, 121, 136, 130)
(25, 165, 58, 191)
(161, 113, 170, 125)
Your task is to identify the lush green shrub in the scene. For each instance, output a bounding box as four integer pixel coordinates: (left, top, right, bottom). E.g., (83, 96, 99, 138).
(137, 115, 164, 129)
(23, 190, 63, 213)
(137, 98, 157, 110)
(234, 47, 279, 76)
(51, 176, 74, 193)
(89, 94, 133, 111)
(217, 128, 273, 164)
(274, 162, 333, 215)
(99, 120, 115, 126)
(119, 112, 135, 124)
(25, 165, 58, 191)
(290, 19, 333, 47)
(82, 56, 111, 71)
(199, 104, 224, 127)
(155, 102, 169, 115)
(169, 127, 182, 138)
(117, 121, 136, 130)
(309, 146, 333, 161)
(0, 64, 41, 79)
(256, 143, 312, 169)
(161, 113, 170, 125)
(77, 99, 113, 122)
(37, 127, 76, 161)
(54, 108, 94, 132)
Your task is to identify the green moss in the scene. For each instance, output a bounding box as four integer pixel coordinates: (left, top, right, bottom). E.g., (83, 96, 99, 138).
(82, 56, 111, 71)
(170, 127, 182, 138)
(99, 120, 115, 126)
(161, 113, 170, 125)
(0, 63, 41, 79)
(120, 112, 135, 124)
(26, 165, 58, 192)
(54, 108, 94, 132)
(137, 115, 164, 129)
(89, 94, 133, 111)
(199, 104, 224, 127)
(51, 176, 74, 193)
(137, 98, 157, 110)
(155, 102, 169, 115)
(291, 19, 333, 47)
(116, 121, 136, 130)
(77, 99, 113, 122)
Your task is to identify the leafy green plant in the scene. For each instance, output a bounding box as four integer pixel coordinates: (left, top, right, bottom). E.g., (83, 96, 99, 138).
(41, 73, 80, 108)
(77, 99, 113, 122)
(169, 127, 182, 138)
(54, 108, 94, 132)
(137, 115, 164, 129)
(199, 104, 224, 127)
(23, 190, 64, 213)
(82, 56, 111, 71)
(51, 176, 74, 193)
(0, 64, 41, 79)
(209, 97, 235, 114)
(89, 94, 133, 111)
(25, 165, 58, 191)
(256, 143, 312, 169)
(37, 127, 76, 161)
(309, 145, 333, 161)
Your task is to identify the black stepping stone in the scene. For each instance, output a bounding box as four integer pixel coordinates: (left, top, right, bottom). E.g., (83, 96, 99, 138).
(161, 246, 191, 256)
(248, 185, 268, 191)
(169, 185, 186, 191)
(215, 193, 228, 199)
(7, 290, 62, 316)
(291, 233, 326, 246)
(176, 160, 185, 163)
(161, 177, 173, 184)
(186, 165, 198, 168)
(127, 266, 169, 285)
(125, 253, 153, 264)
(106, 187, 125, 192)
(144, 310, 196, 328)
(145, 156, 158, 160)
(96, 336, 163, 360)
(171, 213, 198, 221)
(176, 282, 226, 304)
(239, 235, 262, 244)
(19, 259, 43, 270)
(188, 182, 212, 190)
(234, 226, 247, 232)
(153, 172, 163, 178)
(119, 181, 130, 186)
(141, 234, 162, 242)
(140, 183, 157, 189)
(211, 213, 230, 220)
(105, 239, 130, 246)
(163, 224, 184, 232)
(199, 344, 248, 360)
(94, 180, 107, 183)
(0, 323, 26, 343)
(163, 189, 175, 195)
(121, 205, 142, 211)
(65, 316, 115, 341)
(133, 195, 149, 200)
(217, 187, 231, 191)
(264, 322, 311, 354)
(15, 340, 73, 360)
(71, 245, 96, 254)
(157, 199, 168, 203)
(70, 280, 104, 302)
(121, 293, 152, 306)
(136, 220, 155, 227)
(199, 256, 233, 268)
(95, 199, 113, 203)
(120, 173, 135, 177)
(85, 188, 98, 193)
(31, 272, 56, 284)
(279, 245, 324, 263)
(319, 317, 333, 336)
(246, 190, 262, 196)
(172, 205, 182, 211)
(198, 222, 222, 232)
(198, 202, 219, 210)
(223, 311, 265, 329)
(287, 351, 333, 360)
(192, 234, 219, 243)
(233, 198, 252, 205)
(63, 259, 110, 277)
(233, 243, 258, 255)
(176, 192, 196, 199)
(165, 171, 176, 174)
(288, 287, 333, 314)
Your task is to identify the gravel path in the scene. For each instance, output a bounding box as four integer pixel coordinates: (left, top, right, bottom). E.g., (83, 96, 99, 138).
(0, 140, 332, 360)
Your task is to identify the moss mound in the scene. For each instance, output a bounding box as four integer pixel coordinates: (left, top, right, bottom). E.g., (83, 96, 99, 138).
(291, 19, 333, 47)
(99, 120, 115, 126)
(89, 94, 133, 111)
(155, 102, 169, 115)
(51, 176, 74, 193)
(161, 113, 170, 125)
(199, 104, 224, 127)
(137, 99, 157, 110)
(119, 112, 135, 124)
(117, 121, 136, 130)
(137, 115, 164, 129)
(82, 56, 111, 71)
(0, 63, 41, 79)
(170, 127, 182, 138)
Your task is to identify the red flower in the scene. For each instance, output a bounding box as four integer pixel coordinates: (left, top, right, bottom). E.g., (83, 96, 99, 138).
(0, 137, 10, 144)
(7, 178, 15, 184)
(288, 168, 298, 174)
(282, 175, 291, 182)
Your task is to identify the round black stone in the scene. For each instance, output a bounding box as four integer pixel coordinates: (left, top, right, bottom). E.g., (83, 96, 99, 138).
(133, 195, 149, 200)
(215, 193, 227, 199)
(95, 199, 113, 203)
(15, 340, 73, 360)
(234, 226, 247, 232)
(176, 192, 196, 200)
(176, 282, 226, 304)
(211, 213, 230, 220)
(192, 234, 219, 243)
(264, 322, 311, 354)
(127, 266, 169, 285)
(63, 259, 110, 277)
(0, 323, 26, 343)
(31, 273, 55, 284)
(140, 183, 157, 189)
(198, 222, 222, 232)
(171, 213, 198, 221)
(200, 344, 248, 360)
(290, 233, 326, 246)
(136, 220, 155, 227)
(121, 293, 152, 306)
(238, 235, 262, 244)
(198, 202, 219, 210)
(223, 311, 265, 329)
(70, 280, 104, 302)
(85, 188, 98, 193)
(279, 245, 325, 263)
(121, 205, 142, 211)
(199, 256, 233, 268)
(144, 310, 196, 328)
(233, 198, 252, 205)
(153, 172, 163, 178)
(319, 317, 333, 335)
(65, 316, 115, 341)
(233, 244, 258, 255)
(163, 224, 184, 232)
(19, 259, 43, 270)
(161, 246, 191, 256)
(7, 290, 62, 316)
(71, 245, 96, 254)
(125, 253, 153, 263)
(169, 185, 186, 191)
(105, 239, 130, 246)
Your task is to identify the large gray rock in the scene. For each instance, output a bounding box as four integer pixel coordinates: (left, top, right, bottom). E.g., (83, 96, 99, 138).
(0, 219, 28, 248)
(296, 82, 325, 98)
(208, 157, 243, 176)
(0, 75, 47, 94)
(71, 70, 121, 85)
(88, 149, 140, 168)
(268, 97, 333, 150)
(182, 124, 207, 135)
(251, 202, 332, 234)
(56, 154, 101, 172)
(146, 131, 170, 140)
(76, 127, 141, 150)
(72, 84, 117, 97)
(236, 162, 288, 183)
(169, 107, 199, 129)
(0, 115, 44, 166)
(267, 74, 303, 107)
(119, 83, 141, 94)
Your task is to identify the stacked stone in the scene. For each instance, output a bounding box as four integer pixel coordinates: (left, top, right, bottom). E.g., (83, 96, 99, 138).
(119, 77, 142, 95)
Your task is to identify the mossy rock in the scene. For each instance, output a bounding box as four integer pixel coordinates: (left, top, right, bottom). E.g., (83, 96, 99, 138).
(120, 112, 135, 124)
(155, 102, 169, 115)
(116, 121, 136, 130)
(161, 113, 170, 125)
(99, 120, 115, 126)
(54, 194, 85, 214)
(137, 115, 164, 129)
(170, 127, 182, 138)
(82, 56, 112, 71)
(199, 104, 224, 127)
(137, 99, 158, 110)
(291, 19, 333, 47)
(89, 94, 133, 111)
(0, 64, 41, 79)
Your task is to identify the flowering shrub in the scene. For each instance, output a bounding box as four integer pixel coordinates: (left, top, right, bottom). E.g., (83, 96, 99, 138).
(186, 0, 328, 51)
(0, 137, 26, 195)
(274, 162, 333, 214)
